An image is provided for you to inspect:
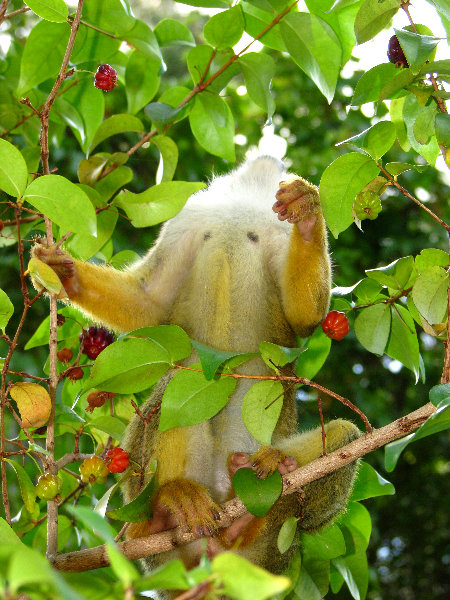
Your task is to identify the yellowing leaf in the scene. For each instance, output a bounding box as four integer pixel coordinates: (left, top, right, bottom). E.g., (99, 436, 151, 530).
(28, 257, 63, 295)
(10, 382, 52, 428)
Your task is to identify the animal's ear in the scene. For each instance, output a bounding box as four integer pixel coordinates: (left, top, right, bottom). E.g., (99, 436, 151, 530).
(235, 155, 286, 185)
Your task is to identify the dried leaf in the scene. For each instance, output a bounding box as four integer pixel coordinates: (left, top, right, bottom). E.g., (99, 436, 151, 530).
(10, 382, 52, 428)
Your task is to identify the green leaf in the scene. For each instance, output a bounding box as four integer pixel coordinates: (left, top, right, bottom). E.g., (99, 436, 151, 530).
(395, 28, 440, 69)
(385, 162, 428, 176)
(354, 303, 391, 355)
(153, 135, 178, 183)
(145, 102, 182, 127)
(25, 306, 87, 350)
(378, 68, 415, 104)
(366, 256, 415, 291)
(385, 404, 450, 471)
(295, 326, 331, 380)
(88, 416, 126, 441)
(435, 112, 450, 146)
(338, 121, 396, 161)
(412, 266, 449, 324)
(121, 20, 162, 62)
(242, 1, 287, 52)
(135, 559, 190, 592)
(319, 152, 379, 238)
(107, 470, 158, 522)
(212, 552, 290, 600)
(413, 103, 437, 145)
(126, 52, 161, 115)
(239, 52, 275, 119)
(64, 201, 118, 261)
(25, 0, 68, 23)
(4, 459, 37, 514)
(0, 139, 28, 197)
(331, 527, 368, 600)
(403, 94, 440, 166)
(429, 383, 450, 408)
(203, 6, 245, 49)
(17, 21, 69, 95)
(126, 325, 192, 364)
(159, 367, 236, 430)
(280, 12, 341, 103)
(277, 516, 298, 554)
(353, 278, 384, 304)
(233, 468, 282, 517)
(8, 546, 56, 593)
(84, 338, 173, 394)
(106, 543, 139, 586)
(88, 114, 144, 155)
(354, 0, 400, 44)
(0, 288, 14, 331)
(191, 339, 244, 380)
(386, 304, 420, 378)
(24, 175, 97, 236)
(351, 63, 397, 106)
(189, 94, 235, 161)
(260, 341, 305, 370)
(65, 505, 117, 543)
(154, 18, 195, 47)
(338, 502, 372, 549)
(294, 556, 329, 600)
(242, 380, 284, 445)
(95, 166, 133, 202)
(350, 461, 395, 501)
(115, 181, 205, 228)
(301, 523, 346, 560)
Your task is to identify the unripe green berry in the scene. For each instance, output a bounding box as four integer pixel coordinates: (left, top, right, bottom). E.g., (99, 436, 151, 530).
(79, 456, 109, 485)
(353, 191, 382, 221)
(35, 473, 63, 500)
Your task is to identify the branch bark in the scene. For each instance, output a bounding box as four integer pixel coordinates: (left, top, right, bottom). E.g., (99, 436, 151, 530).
(50, 402, 435, 573)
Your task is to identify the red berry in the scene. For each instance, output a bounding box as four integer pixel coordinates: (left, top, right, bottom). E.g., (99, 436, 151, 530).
(105, 447, 130, 473)
(35, 473, 63, 501)
(94, 64, 118, 92)
(79, 456, 109, 485)
(57, 347, 73, 364)
(321, 311, 350, 341)
(387, 35, 408, 68)
(80, 326, 114, 360)
(67, 366, 84, 381)
(56, 313, 66, 327)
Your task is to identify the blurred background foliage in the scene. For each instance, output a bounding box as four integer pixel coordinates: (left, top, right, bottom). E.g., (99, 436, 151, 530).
(1, 1, 449, 599)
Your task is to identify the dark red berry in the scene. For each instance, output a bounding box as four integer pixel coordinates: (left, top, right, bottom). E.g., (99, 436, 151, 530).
(105, 447, 130, 473)
(67, 366, 84, 381)
(387, 35, 408, 68)
(321, 311, 350, 341)
(56, 313, 66, 327)
(94, 64, 118, 92)
(80, 326, 114, 360)
(57, 347, 73, 364)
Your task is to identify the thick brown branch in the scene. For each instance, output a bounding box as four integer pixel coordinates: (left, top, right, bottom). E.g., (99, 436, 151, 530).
(50, 402, 435, 572)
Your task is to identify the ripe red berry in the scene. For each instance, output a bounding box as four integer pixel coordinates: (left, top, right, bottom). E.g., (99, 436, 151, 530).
(105, 447, 130, 473)
(94, 64, 118, 92)
(57, 347, 73, 364)
(79, 456, 109, 485)
(387, 35, 408, 68)
(67, 366, 84, 381)
(80, 326, 114, 360)
(35, 473, 63, 501)
(321, 311, 350, 341)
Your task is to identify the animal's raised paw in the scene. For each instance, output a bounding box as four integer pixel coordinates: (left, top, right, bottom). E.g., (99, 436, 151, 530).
(272, 176, 320, 224)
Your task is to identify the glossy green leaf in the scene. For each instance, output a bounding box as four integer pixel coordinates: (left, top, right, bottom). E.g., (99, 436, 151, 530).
(366, 256, 415, 292)
(339, 502, 372, 549)
(95, 166, 133, 202)
(277, 516, 298, 554)
(351, 63, 397, 106)
(280, 12, 341, 103)
(435, 112, 450, 146)
(353, 278, 384, 304)
(386, 304, 420, 378)
(0, 288, 14, 331)
(378, 68, 415, 104)
(412, 266, 449, 324)
(241, 1, 287, 52)
(413, 103, 437, 145)
(239, 52, 275, 119)
(125, 325, 192, 364)
(0, 139, 28, 198)
(295, 326, 332, 380)
(25, 0, 68, 23)
(115, 181, 205, 227)
(301, 523, 346, 560)
(331, 526, 368, 600)
(212, 552, 290, 600)
(395, 28, 440, 69)
(106, 543, 139, 587)
(350, 461, 395, 501)
(121, 19, 162, 62)
(429, 383, 450, 408)
(24, 175, 97, 236)
(17, 21, 69, 95)
(260, 341, 305, 370)
(189, 94, 235, 161)
(4, 460, 37, 514)
(354, 0, 400, 44)
(88, 115, 145, 155)
(403, 94, 440, 166)
(84, 338, 173, 394)
(65, 505, 116, 543)
(242, 380, 284, 445)
(135, 559, 190, 592)
(203, 6, 245, 49)
(338, 121, 396, 161)
(8, 546, 58, 594)
(319, 152, 379, 238)
(154, 18, 195, 46)
(88, 416, 126, 441)
(233, 468, 282, 517)
(25, 306, 87, 350)
(153, 135, 178, 183)
(294, 556, 329, 600)
(126, 52, 161, 115)
(107, 470, 158, 522)
(159, 367, 236, 430)
(354, 303, 391, 355)
(192, 339, 244, 380)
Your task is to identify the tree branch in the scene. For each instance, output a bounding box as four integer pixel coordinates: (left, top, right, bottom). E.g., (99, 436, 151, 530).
(50, 402, 435, 572)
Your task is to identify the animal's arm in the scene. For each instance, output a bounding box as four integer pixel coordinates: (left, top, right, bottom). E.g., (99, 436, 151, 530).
(273, 177, 331, 337)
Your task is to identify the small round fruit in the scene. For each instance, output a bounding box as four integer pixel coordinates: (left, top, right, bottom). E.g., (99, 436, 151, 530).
(387, 35, 408, 68)
(86, 390, 116, 413)
(35, 473, 63, 501)
(353, 191, 382, 221)
(57, 347, 73, 364)
(67, 366, 84, 381)
(57, 313, 66, 327)
(80, 326, 114, 360)
(94, 64, 118, 92)
(105, 447, 130, 473)
(79, 456, 109, 485)
(321, 311, 350, 341)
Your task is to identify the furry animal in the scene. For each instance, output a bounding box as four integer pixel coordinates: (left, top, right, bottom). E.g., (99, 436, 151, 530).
(32, 156, 360, 593)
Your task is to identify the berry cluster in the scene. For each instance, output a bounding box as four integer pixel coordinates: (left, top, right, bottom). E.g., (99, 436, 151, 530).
(80, 326, 114, 360)
(105, 447, 130, 473)
(94, 64, 118, 92)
